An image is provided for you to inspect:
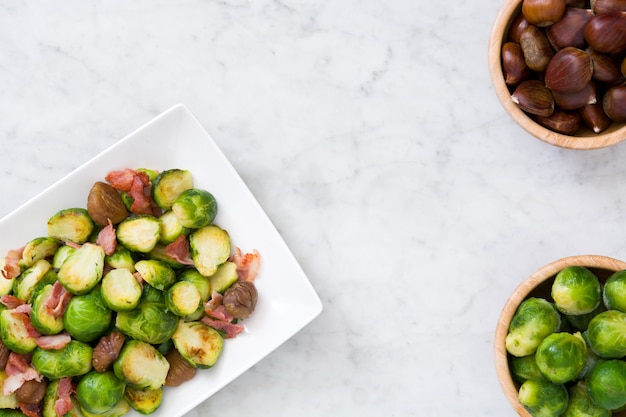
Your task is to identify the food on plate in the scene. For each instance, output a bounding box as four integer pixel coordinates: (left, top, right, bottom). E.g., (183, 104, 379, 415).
(0, 167, 261, 416)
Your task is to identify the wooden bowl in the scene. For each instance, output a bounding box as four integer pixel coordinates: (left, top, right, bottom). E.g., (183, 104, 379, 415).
(488, 0, 626, 150)
(495, 255, 626, 416)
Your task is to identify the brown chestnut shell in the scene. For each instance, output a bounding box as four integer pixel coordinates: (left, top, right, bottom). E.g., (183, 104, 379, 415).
(535, 110, 582, 134)
(512, 80, 556, 117)
(584, 12, 626, 55)
(502, 42, 531, 85)
(522, 0, 567, 27)
(546, 7, 593, 50)
(545, 47, 593, 93)
(603, 85, 626, 122)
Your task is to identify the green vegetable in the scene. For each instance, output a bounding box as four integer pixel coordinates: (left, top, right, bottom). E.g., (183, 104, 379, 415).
(587, 310, 626, 358)
(105, 245, 136, 272)
(0, 370, 18, 409)
(165, 281, 202, 317)
(147, 244, 186, 269)
(0, 259, 14, 297)
(13, 259, 52, 302)
(535, 332, 587, 384)
(190, 225, 231, 277)
(587, 359, 626, 410)
(57, 242, 105, 295)
(113, 340, 170, 390)
(80, 398, 131, 417)
(135, 259, 176, 291)
(505, 297, 561, 357)
(171, 320, 224, 368)
(47, 208, 95, 244)
(21, 237, 61, 268)
(518, 379, 569, 417)
(63, 288, 112, 343)
(101, 268, 142, 312)
(0, 308, 38, 354)
(125, 386, 163, 414)
(32, 340, 93, 379)
(563, 381, 611, 417)
(551, 266, 601, 315)
(76, 370, 126, 414)
(208, 261, 238, 294)
(603, 270, 626, 312)
(116, 215, 161, 253)
(179, 268, 211, 303)
(51, 245, 75, 269)
(115, 301, 178, 344)
(158, 210, 189, 245)
(172, 188, 217, 229)
(42, 379, 84, 417)
(509, 354, 546, 383)
(30, 283, 64, 335)
(152, 169, 193, 211)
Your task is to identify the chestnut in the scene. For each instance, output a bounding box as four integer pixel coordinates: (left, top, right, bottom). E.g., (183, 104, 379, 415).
(511, 80, 556, 117)
(535, 110, 582, 134)
(591, 0, 626, 14)
(546, 7, 592, 50)
(603, 85, 626, 122)
(502, 42, 531, 85)
(580, 100, 613, 133)
(544, 47, 593, 93)
(584, 12, 626, 55)
(520, 25, 555, 72)
(522, 0, 567, 26)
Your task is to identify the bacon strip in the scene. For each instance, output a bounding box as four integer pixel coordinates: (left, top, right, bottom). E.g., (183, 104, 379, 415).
(200, 317, 244, 339)
(13, 310, 40, 338)
(0, 294, 25, 309)
(3, 352, 42, 395)
(96, 219, 117, 256)
(229, 248, 261, 282)
(165, 236, 194, 265)
(54, 377, 74, 417)
(204, 291, 223, 314)
(35, 333, 71, 350)
(2, 247, 24, 279)
(105, 169, 139, 192)
(45, 281, 72, 319)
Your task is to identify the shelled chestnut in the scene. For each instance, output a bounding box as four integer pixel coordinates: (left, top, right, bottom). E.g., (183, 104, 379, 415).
(502, 0, 626, 134)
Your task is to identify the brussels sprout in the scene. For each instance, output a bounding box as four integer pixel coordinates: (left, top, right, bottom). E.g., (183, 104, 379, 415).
(101, 268, 142, 312)
(158, 210, 189, 245)
(141, 284, 164, 304)
(105, 245, 136, 272)
(510, 354, 546, 383)
(1, 411, 27, 417)
(165, 281, 202, 317)
(152, 169, 193, 211)
(113, 340, 170, 390)
(116, 215, 161, 253)
(518, 379, 569, 417)
(0, 259, 14, 297)
(42, 379, 83, 417)
(147, 244, 186, 269)
(0, 308, 38, 354)
(125, 386, 163, 414)
(47, 208, 95, 244)
(551, 266, 601, 315)
(57, 242, 105, 295)
(587, 359, 626, 410)
(172, 320, 224, 368)
(208, 261, 238, 294)
(189, 225, 231, 277)
(505, 297, 562, 357)
(0, 370, 18, 409)
(603, 270, 626, 312)
(115, 301, 178, 344)
(32, 340, 93, 378)
(51, 245, 75, 269)
(563, 381, 611, 417)
(13, 259, 52, 302)
(21, 237, 61, 268)
(63, 288, 112, 343)
(565, 302, 606, 331)
(30, 283, 64, 335)
(535, 332, 587, 384)
(137, 167, 159, 182)
(76, 370, 126, 414)
(587, 310, 626, 358)
(172, 188, 217, 229)
(179, 268, 211, 303)
(135, 259, 176, 291)
(80, 398, 131, 417)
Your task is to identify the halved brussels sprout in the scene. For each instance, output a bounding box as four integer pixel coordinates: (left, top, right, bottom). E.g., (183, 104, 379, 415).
(51, 245, 75, 269)
(207, 261, 238, 294)
(80, 398, 131, 417)
(172, 188, 217, 229)
(13, 259, 52, 302)
(587, 359, 626, 410)
(76, 370, 126, 415)
(179, 268, 211, 303)
(189, 225, 230, 277)
(603, 270, 626, 313)
(505, 297, 561, 357)
(171, 320, 224, 369)
(535, 332, 587, 384)
(115, 302, 178, 345)
(30, 283, 64, 335)
(137, 167, 159, 182)
(0, 259, 14, 297)
(518, 379, 569, 417)
(21, 237, 61, 268)
(165, 281, 202, 317)
(509, 354, 546, 384)
(140, 285, 164, 304)
(0, 308, 38, 354)
(152, 169, 193, 211)
(105, 245, 136, 272)
(63, 288, 112, 343)
(42, 378, 83, 417)
(32, 340, 93, 379)
(563, 381, 611, 417)
(116, 215, 161, 253)
(57, 242, 105, 295)
(0, 370, 18, 409)
(158, 210, 189, 245)
(47, 208, 95, 244)
(101, 268, 142, 312)
(125, 386, 163, 414)
(551, 266, 601, 315)
(587, 310, 626, 358)
(113, 340, 169, 390)
(147, 244, 185, 269)
(135, 259, 176, 291)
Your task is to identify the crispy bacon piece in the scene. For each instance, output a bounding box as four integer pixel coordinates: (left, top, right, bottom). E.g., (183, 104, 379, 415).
(54, 378, 74, 417)
(19, 402, 41, 417)
(12, 310, 41, 338)
(204, 291, 223, 315)
(2, 247, 24, 279)
(206, 305, 233, 322)
(105, 169, 139, 192)
(64, 240, 81, 249)
(4, 352, 42, 395)
(35, 333, 71, 350)
(0, 294, 25, 309)
(200, 317, 244, 339)
(97, 219, 117, 256)
(229, 248, 261, 282)
(44, 281, 72, 318)
(106, 169, 155, 215)
(165, 236, 194, 265)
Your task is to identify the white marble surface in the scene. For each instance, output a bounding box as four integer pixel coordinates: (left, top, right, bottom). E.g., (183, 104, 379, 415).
(1, 0, 626, 416)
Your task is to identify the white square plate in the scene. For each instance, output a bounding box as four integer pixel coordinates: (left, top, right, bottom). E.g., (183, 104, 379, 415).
(0, 104, 323, 416)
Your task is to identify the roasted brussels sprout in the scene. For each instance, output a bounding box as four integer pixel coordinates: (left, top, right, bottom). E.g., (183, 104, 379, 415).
(518, 379, 569, 417)
(113, 340, 170, 390)
(125, 386, 163, 414)
(189, 225, 230, 277)
(171, 320, 224, 369)
(158, 210, 189, 245)
(57, 242, 105, 295)
(63, 288, 112, 343)
(147, 244, 186, 269)
(603, 270, 626, 312)
(30, 283, 64, 335)
(101, 268, 142, 312)
(587, 310, 626, 358)
(80, 398, 131, 417)
(0, 308, 38, 354)
(47, 208, 94, 244)
(51, 245, 75, 269)
(208, 261, 238, 294)
(0, 370, 18, 409)
(42, 378, 83, 417)
(105, 245, 136, 272)
(76, 370, 126, 414)
(152, 169, 193, 211)
(179, 268, 211, 303)
(587, 359, 626, 410)
(563, 381, 611, 417)
(21, 237, 61, 268)
(509, 354, 546, 384)
(135, 259, 176, 291)
(505, 297, 561, 357)
(13, 259, 53, 302)
(535, 332, 587, 384)
(551, 266, 601, 315)
(32, 340, 93, 379)
(115, 301, 178, 345)
(172, 188, 217, 229)
(165, 281, 202, 317)
(116, 215, 161, 253)
(0, 259, 14, 297)
(140, 284, 164, 304)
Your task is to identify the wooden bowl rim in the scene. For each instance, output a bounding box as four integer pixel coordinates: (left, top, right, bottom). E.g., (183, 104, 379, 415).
(487, 0, 626, 150)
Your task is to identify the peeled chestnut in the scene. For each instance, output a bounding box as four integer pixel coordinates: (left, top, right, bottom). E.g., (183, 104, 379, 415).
(544, 47, 593, 93)
(603, 85, 626, 122)
(522, 0, 567, 27)
(520, 25, 555, 72)
(87, 181, 129, 226)
(502, 42, 531, 85)
(223, 281, 258, 319)
(535, 110, 581, 134)
(511, 80, 556, 117)
(591, 0, 626, 14)
(165, 349, 197, 387)
(15, 379, 48, 404)
(546, 7, 592, 50)
(584, 12, 626, 55)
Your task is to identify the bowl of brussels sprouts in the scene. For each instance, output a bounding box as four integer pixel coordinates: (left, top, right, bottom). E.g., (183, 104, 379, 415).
(495, 255, 626, 417)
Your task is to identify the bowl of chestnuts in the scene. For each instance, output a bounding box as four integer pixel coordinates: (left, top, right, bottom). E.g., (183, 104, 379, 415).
(489, 0, 626, 149)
